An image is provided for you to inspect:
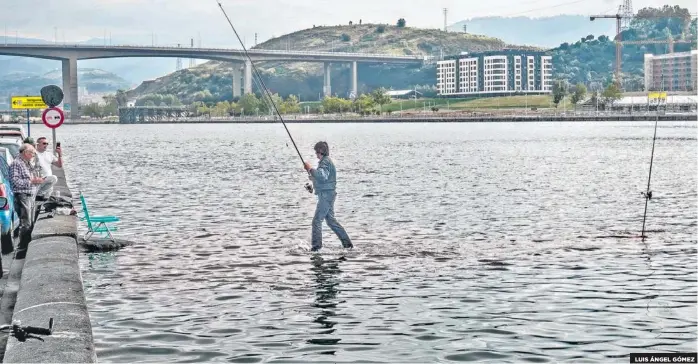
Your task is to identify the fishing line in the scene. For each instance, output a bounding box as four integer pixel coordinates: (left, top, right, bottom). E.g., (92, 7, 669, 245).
(215, 0, 306, 167)
(215, 0, 315, 193)
(640, 103, 659, 240)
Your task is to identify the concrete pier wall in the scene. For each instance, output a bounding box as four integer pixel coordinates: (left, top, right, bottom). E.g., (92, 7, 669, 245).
(0, 167, 96, 363)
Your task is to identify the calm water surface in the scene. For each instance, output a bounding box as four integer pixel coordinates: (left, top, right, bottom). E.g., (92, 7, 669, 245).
(45, 121, 696, 363)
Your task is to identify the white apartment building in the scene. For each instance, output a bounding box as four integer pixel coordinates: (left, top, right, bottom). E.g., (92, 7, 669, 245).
(437, 51, 553, 96)
(436, 59, 457, 95)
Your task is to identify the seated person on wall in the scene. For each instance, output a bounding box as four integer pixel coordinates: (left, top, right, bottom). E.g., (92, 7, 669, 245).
(33, 137, 62, 201)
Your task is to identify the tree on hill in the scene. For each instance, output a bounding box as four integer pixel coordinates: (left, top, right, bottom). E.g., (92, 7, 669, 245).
(82, 103, 104, 118)
(552, 80, 568, 107)
(136, 93, 182, 107)
(570, 83, 587, 104)
(238, 93, 260, 115)
(258, 93, 284, 114)
(115, 89, 128, 106)
(631, 5, 693, 37)
(353, 94, 375, 114)
(281, 95, 301, 114)
(602, 83, 622, 106)
(322, 96, 353, 113)
(397, 18, 406, 27)
(371, 88, 392, 109)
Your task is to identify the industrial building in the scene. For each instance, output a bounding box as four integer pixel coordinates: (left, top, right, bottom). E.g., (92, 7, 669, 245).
(644, 50, 697, 92)
(385, 90, 423, 99)
(436, 50, 553, 97)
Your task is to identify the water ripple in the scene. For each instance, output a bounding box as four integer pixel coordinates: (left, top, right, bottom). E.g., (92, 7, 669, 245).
(47, 121, 697, 363)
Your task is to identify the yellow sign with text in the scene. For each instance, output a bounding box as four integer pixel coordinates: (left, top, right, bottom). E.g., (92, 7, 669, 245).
(647, 92, 667, 100)
(10, 96, 47, 109)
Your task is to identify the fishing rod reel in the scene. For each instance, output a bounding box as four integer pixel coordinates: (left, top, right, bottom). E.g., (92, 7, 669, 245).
(305, 182, 314, 194)
(0, 318, 54, 342)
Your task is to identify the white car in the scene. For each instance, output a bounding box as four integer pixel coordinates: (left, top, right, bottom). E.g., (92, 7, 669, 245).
(0, 125, 26, 141)
(0, 124, 26, 136)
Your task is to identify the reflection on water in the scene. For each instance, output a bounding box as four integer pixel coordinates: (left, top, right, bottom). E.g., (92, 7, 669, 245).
(308, 255, 342, 348)
(50, 121, 697, 363)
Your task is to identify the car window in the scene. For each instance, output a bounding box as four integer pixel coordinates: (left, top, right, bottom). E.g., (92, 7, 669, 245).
(0, 143, 19, 158)
(0, 155, 9, 182)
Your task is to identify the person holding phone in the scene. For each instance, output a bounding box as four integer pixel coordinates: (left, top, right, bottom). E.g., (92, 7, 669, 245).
(34, 137, 62, 200)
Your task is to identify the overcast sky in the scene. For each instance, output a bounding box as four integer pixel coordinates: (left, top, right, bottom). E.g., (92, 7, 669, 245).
(2, 0, 696, 47)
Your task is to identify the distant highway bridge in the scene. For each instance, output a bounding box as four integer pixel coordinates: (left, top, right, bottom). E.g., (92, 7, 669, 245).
(0, 44, 426, 119)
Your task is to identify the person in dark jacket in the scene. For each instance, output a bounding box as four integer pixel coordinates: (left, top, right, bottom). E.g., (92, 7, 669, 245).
(304, 141, 353, 252)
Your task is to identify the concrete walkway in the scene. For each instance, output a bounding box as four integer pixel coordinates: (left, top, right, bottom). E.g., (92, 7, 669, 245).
(0, 167, 96, 363)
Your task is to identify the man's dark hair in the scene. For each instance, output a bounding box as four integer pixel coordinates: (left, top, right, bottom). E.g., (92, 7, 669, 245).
(314, 141, 329, 156)
(36, 137, 47, 144)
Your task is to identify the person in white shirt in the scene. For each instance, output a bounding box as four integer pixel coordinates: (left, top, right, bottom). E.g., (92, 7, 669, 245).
(34, 137, 63, 200)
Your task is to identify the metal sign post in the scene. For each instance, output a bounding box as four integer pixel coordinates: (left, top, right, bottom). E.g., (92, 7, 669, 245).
(41, 107, 64, 151)
(26, 109, 30, 138)
(39, 85, 65, 151)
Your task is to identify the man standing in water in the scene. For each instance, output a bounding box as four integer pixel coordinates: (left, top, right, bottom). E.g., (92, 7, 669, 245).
(304, 141, 353, 252)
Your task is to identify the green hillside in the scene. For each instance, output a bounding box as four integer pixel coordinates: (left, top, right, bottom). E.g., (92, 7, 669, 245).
(125, 23, 509, 103)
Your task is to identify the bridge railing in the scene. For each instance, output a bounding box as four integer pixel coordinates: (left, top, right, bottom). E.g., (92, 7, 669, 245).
(0, 43, 425, 60)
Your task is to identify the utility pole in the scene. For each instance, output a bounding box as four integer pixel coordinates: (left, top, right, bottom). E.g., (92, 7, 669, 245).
(176, 43, 182, 71)
(443, 8, 448, 32)
(189, 38, 195, 68)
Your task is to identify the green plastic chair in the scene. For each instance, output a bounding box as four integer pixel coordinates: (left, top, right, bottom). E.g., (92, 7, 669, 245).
(79, 192, 120, 242)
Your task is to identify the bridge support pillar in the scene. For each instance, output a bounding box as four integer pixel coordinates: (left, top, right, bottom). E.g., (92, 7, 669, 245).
(351, 61, 358, 98)
(243, 59, 252, 94)
(232, 65, 241, 98)
(61, 57, 79, 120)
(323, 63, 331, 98)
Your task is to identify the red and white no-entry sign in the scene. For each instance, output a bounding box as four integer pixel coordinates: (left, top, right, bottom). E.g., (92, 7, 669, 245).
(41, 107, 64, 129)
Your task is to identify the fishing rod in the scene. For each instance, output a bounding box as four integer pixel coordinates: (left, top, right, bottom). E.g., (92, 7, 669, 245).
(215, 0, 313, 193)
(640, 97, 660, 240)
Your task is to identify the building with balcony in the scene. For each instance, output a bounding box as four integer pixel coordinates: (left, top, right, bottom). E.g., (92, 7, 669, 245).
(436, 50, 552, 97)
(644, 50, 697, 92)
